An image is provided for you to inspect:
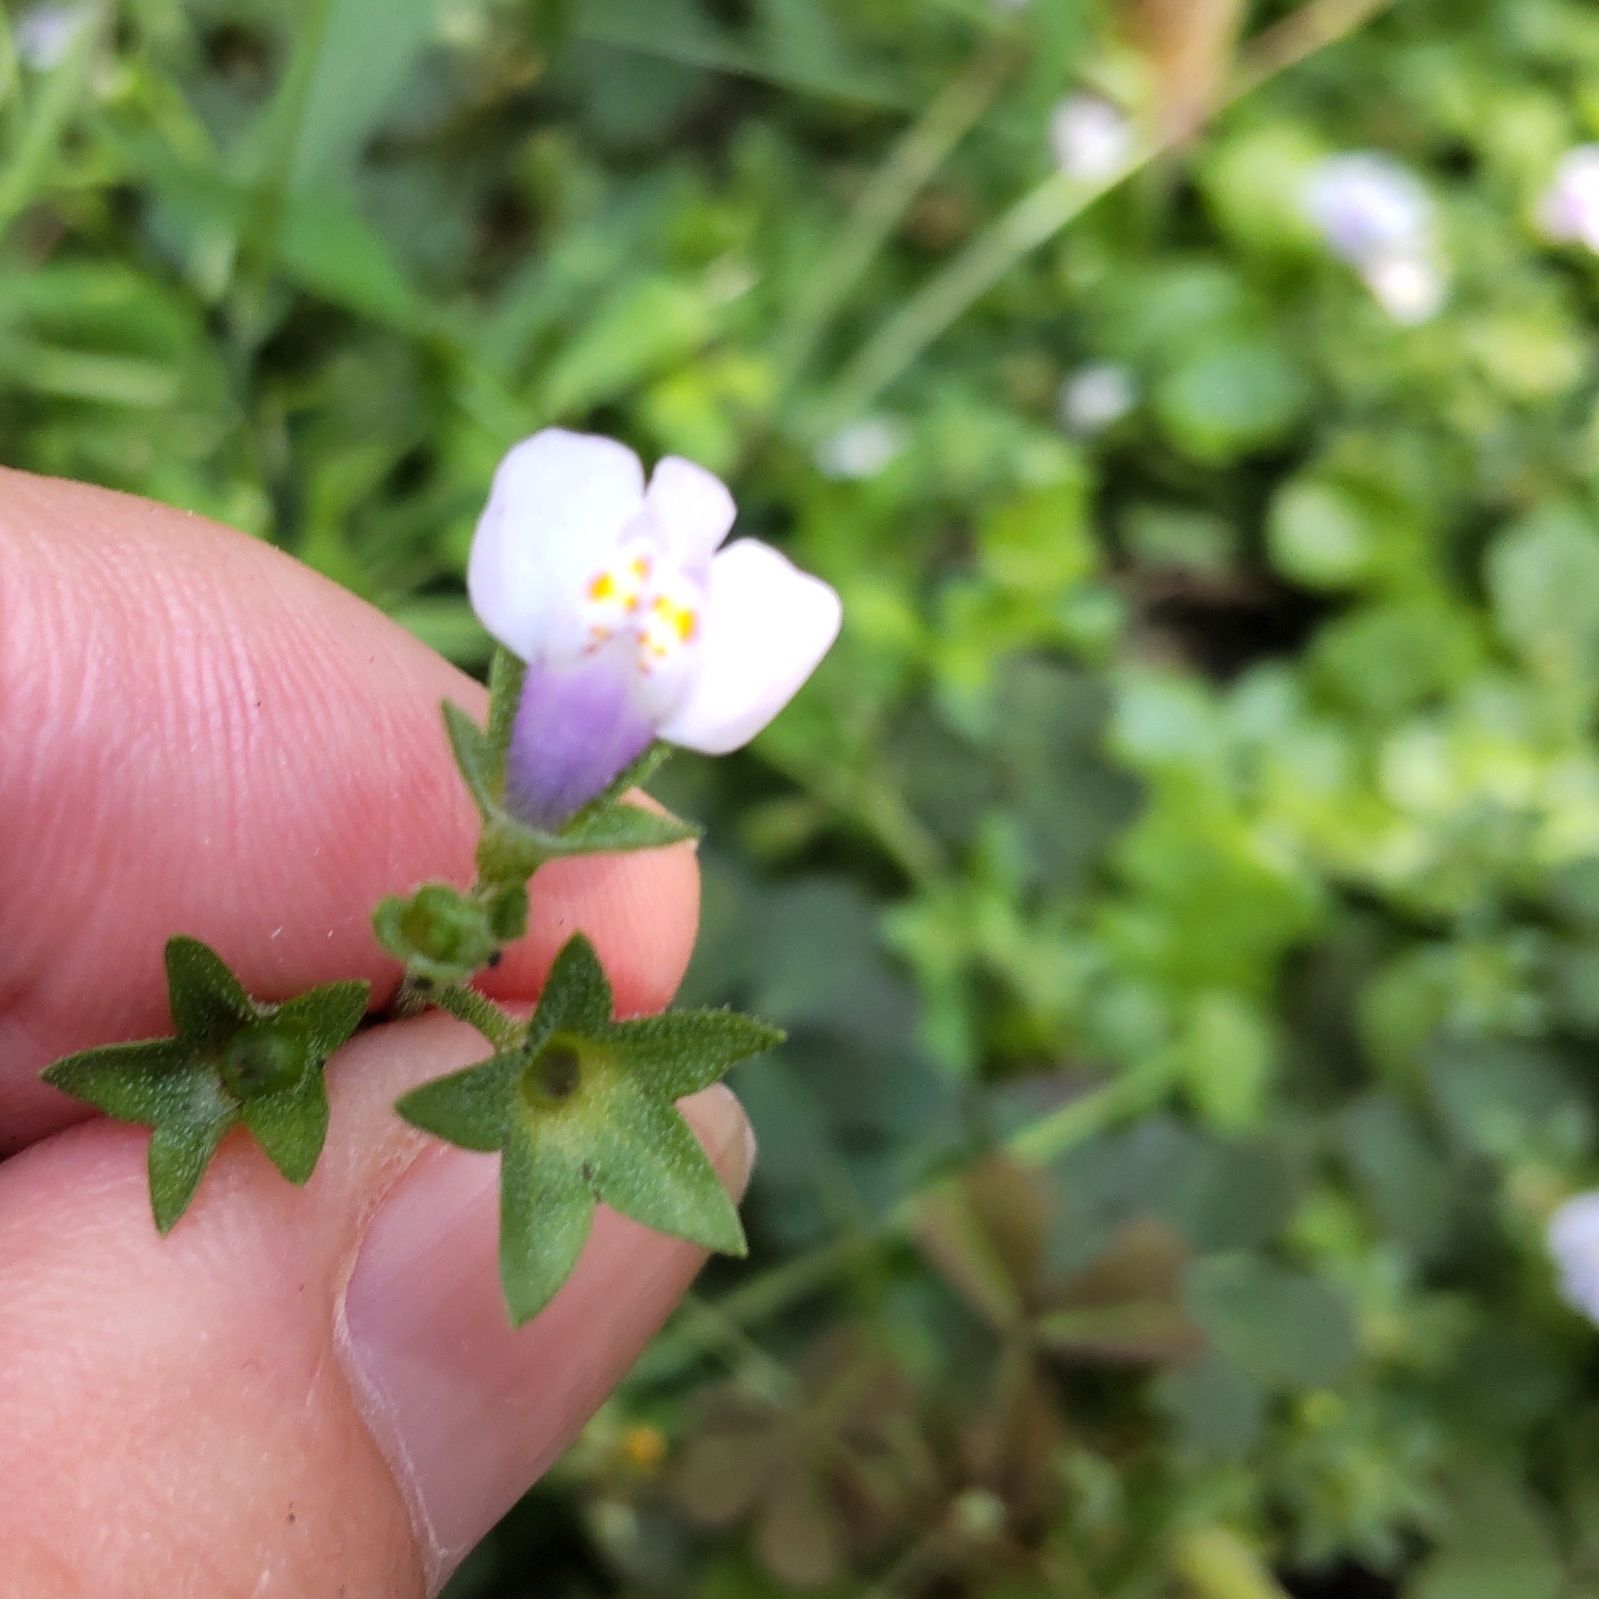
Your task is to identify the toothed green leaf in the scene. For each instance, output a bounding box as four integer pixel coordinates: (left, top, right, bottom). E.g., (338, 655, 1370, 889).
(538, 933, 615, 1036)
(396, 1054, 520, 1152)
(561, 799, 702, 855)
(149, 1113, 235, 1234)
(484, 647, 527, 760)
(444, 699, 501, 820)
(164, 936, 254, 1051)
(271, 979, 371, 1050)
(499, 1119, 596, 1326)
(41, 944, 370, 1228)
(43, 1039, 202, 1123)
(589, 741, 673, 809)
(393, 934, 775, 1325)
(477, 799, 700, 885)
(240, 1068, 331, 1185)
(609, 1010, 786, 1099)
(587, 1085, 748, 1257)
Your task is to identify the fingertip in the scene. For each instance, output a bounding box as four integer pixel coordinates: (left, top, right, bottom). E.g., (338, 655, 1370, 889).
(678, 1082, 757, 1201)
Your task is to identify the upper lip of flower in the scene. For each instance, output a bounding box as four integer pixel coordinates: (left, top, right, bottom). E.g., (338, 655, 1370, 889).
(468, 428, 842, 758)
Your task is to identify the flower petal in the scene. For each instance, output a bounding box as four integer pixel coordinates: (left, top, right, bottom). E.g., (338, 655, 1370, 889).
(503, 645, 657, 829)
(1550, 1191, 1599, 1324)
(657, 540, 841, 756)
(468, 429, 645, 661)
(644, 456, 736, 567)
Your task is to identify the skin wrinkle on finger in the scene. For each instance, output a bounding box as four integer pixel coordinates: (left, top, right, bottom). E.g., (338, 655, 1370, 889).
(0, 468, 699, 1148)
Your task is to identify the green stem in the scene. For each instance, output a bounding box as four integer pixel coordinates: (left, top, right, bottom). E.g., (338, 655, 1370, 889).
(764, 740, 946, 887)
(817, 0, 1400, 427)
(674, 1293, 801, 1404)
(391, 978, 434, 1020)
(1002, 1058, 1172, 1168)
(820, 164, 1117, 432)
(642, 1234, 870, 1384)
(1227, 0, 1395, 101)
(0, 8, 18, 124)
(473, 824, 548, 897)
(768, 36, 1018, 398)
(231, 0, 334, 311)
(0, 0, 108, 238)
(427, 984, 521, 1051)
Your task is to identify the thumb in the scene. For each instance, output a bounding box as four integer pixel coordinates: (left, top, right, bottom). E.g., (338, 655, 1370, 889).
(0, 1012, 754, 1598)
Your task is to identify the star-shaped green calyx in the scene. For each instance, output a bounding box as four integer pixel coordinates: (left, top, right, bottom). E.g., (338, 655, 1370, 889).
(372, 880, 530, 988)
(395, 933, 784, 1326)
(42, 937, 370, 1233)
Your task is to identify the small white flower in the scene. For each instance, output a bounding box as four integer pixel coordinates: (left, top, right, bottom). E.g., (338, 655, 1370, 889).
(1549, 1192, 1599, 1323)
(1305, 153, 1447, 323)
(470, 430, 841, 827)
(1306, 153, 1433, 266)
(1058, 363, 1138, 435)
(1538, 145, 1599, 254)
(815, 417, 906, 482)
(14, 3, 87, 70)
(1361, 253, 1447, 325)
(1049, 94, 1134, 185)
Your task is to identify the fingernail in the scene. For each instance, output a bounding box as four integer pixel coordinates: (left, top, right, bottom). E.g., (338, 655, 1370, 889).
(337, 1083, 753, 1592)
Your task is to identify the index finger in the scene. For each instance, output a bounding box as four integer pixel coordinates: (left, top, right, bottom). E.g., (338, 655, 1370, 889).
(0, 469, 700, 1150)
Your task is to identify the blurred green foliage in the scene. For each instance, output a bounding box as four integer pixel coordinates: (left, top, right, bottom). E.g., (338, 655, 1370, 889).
(10, 0, 1599, 1593)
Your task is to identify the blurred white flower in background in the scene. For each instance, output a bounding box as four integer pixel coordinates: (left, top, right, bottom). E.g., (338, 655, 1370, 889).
(816, 417, 907, 482)
(14, 3, 87, 70)
(1050, 93, 1135, 185)
(1538, 145, 1599, 253)
(1305, 152, 1447, 324)
(1361, 253, 1448, 325)
(1549, 1192, 1599, 1324)
(1307, 153, 1431, 263)
(1058, 363, 1138, 436)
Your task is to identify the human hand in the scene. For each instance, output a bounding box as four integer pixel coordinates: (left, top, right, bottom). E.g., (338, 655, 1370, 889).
(0, 469, 752, 1597)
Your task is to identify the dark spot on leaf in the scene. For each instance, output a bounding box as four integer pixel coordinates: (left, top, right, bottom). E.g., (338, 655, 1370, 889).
(219, 1027, 302, 1100)
(535, 1044, 582, 1101)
